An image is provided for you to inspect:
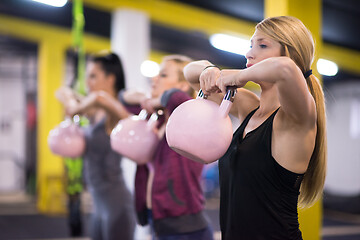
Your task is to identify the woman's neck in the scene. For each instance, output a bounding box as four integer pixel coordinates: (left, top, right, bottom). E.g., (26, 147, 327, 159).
(258, 84, 280, 115)
(108, 89, 117, 99)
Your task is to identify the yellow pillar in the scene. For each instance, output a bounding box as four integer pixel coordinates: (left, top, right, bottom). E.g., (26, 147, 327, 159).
(37, 39, 67, 214)
(264, 0, 323, 239)
(264, 0, 323, 77)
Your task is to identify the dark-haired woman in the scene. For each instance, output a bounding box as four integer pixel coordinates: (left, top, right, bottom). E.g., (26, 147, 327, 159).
(56, 52, 137, 240)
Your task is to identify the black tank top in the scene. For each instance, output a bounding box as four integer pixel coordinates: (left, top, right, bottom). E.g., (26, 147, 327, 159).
(219, 107, 304, 240)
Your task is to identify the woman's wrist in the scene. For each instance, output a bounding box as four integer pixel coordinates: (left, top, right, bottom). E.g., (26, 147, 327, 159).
(203, 65, 221, 72)
(236, 69, 248, 87)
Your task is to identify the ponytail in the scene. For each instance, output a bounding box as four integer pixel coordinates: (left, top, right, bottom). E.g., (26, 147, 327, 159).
(298, 74, 327, 208)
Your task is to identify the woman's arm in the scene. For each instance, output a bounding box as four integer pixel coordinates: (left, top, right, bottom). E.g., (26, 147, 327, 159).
(183, 60, 259, 121)
(56, 87, 131, 120)
(89, 91, 131, 120)
(121, 90, 148, 105)
(55, 86, 79, 110)
(219, 57, 316, 126)
(183, 60, 213, 91)
(121, 90, 162, 114)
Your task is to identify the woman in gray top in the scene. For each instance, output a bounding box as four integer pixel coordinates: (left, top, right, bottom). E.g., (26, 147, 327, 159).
(57, 52, 137, 240)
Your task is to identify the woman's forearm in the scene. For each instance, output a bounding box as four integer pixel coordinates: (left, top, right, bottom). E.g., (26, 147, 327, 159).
(183, 60, 213, 88)
(122, 90, 147, 105)
(93, 92, 131, 120)
(235, 57, 315, 123)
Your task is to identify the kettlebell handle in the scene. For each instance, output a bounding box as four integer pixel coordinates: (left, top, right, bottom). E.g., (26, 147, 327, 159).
(197, 88, 236, 118)
(147, 112, 159, 130)
(197, 89, 207, 99)
(197, 88, 236, 101)
(223, 88, 236, 102)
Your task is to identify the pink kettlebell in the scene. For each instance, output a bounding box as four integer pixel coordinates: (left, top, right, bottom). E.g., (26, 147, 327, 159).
(166, 89, 236, 164)
(48, 118, 85, 158)
(110, 110, 159, 165)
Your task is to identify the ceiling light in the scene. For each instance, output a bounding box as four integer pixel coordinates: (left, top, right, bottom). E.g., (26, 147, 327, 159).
(140, 60, 160, 78)
(30, 0, 68, 7)
(210, 33, 250, 56)
(317, 58, 338, 76)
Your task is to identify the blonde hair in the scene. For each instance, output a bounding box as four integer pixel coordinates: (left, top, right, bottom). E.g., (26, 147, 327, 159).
(256, 16, 327, 208)
(163, 54, 195, 97)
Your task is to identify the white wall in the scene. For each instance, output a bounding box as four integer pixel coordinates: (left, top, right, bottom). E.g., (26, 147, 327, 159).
(325, 81, 360, 196)
(0, 56, 27, 193)
(111, 10, 151, 239)
(111, 9, 151, 93)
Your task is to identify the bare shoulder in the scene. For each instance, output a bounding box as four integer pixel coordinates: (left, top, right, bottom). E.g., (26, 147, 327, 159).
(272, 108, 317, 174)
(232, 88, 260, 123)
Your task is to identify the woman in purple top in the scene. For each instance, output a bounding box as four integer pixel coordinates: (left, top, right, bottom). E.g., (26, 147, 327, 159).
(122, 55, 214, 240)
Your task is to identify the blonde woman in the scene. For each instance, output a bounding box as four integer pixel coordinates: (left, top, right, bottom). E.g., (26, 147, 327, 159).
(122, 55, 213, 240)
(184, 16, 327, 239)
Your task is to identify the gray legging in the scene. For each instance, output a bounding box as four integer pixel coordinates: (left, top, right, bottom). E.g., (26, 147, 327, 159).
(84, 118, 136, 240)
(89, 184, 135, 240)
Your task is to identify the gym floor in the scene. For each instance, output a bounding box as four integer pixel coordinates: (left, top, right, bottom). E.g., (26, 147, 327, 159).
(0, 193, 359, 240)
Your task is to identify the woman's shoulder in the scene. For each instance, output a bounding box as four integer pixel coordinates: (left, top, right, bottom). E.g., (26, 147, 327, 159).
(232, 88, 260, 122)
(161, 88, 192, 112)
